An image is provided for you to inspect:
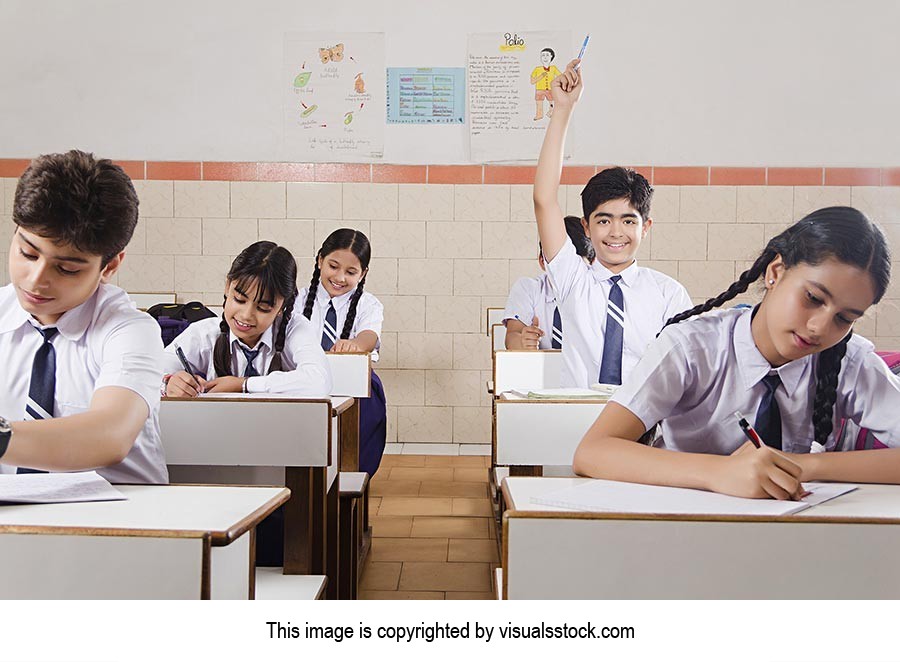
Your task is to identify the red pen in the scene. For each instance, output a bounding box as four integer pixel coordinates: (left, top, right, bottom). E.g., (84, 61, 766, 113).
(734, 411, 764, 448)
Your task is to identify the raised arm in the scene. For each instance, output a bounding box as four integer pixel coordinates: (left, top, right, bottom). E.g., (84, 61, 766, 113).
(534, 58, 583, 262)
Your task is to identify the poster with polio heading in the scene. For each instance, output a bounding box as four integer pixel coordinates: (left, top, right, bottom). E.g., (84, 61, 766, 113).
(283, 32, 385, 160)
(468, 30, 573, 162)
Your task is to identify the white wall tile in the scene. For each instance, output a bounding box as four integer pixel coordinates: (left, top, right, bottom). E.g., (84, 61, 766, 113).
(378, 369, 425, 406)
(174, 255, 232, 292)
(707, 224, 764, 261)
(364, 257, 398, 296)
(174, 181, 229, 218)
(452, 406, 491, 444)
(380, 295, 426, 332)
(482, 223, 538, 259)
(146, 217, 201, 255)
(651, 186, 680, 223)
(314, 220, 370, 250)
(426, 295, 481, 333)
(370, 220, 425, 258)
(287, 182, 342, 219)
(650, 223, 707, 260)
(737, 186, 793, 223)
(454, 185, 510, 221)
(343, 183, 398, 221)
(852, 187, 900, 223)
(134, 180, 174, 217)
(118, 255, 175, 291)
(399, 184, 454, 221)
(398, 259, 453, 295)
(453, 259, 509, 296)
(202, 218, 258, 256)
(230, 182, 286, 219)
(397, 332, 453, 370)
(680, 186, 736, 223)
(425, 370, 482, 406)
(397, 406, 453, 443)
(258, 219, 316, 257)
(427, 222, 481, 258)
(793, 186, 851, 219)
(452, 333, 491, 370)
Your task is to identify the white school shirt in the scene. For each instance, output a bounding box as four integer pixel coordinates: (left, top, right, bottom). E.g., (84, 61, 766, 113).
(612, 307, 900, 453)
(545, 237, 693, 387)
(502, 274, 558, 350)
(162, 311, 332, 396)
(299, 285, 384, 361)
(0, 283, 168, 483)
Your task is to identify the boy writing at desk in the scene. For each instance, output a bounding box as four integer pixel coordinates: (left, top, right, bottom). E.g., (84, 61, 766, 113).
(0, 150, 166, 483)
(533, 59, 692, 387)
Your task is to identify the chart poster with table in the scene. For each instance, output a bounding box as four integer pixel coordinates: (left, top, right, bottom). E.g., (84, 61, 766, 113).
(283, 32, 385, 160)
(386, 67, 466, 124)
(468, 30, 573, 162)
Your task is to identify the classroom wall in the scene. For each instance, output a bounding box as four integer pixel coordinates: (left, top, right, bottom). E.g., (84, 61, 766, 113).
(1, 0, 899, 165)
(2, 169, 899, 448)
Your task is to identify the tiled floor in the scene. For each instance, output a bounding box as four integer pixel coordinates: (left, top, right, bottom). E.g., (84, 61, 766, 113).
(360, 454, 498, 600)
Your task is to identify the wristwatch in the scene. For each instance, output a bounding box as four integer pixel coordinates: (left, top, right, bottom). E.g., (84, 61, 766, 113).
(0, 415, 12, 460)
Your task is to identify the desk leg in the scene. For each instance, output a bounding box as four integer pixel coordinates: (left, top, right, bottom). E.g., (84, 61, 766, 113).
(284, 466, 327, 575)
(339, 399, 360, 472)
(325, 477, 339, 599)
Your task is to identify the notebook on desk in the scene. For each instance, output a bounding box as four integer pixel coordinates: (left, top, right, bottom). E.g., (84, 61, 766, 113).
(531, 479, 857, 517)
(0, 471, 126, 505)
(509, 388, 613, 400)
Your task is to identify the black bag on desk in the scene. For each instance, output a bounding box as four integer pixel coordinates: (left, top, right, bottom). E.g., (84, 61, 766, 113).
(146, 301, 218, 346)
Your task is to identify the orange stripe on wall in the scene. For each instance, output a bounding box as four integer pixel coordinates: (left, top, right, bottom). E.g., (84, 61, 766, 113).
(710, 167, 766, 185)
(315, 163, 370, 182)
(883, 168, 900, 187)
(484, 166, 536, 184)
(372, 165, 426, 183)
(147, 161, 202, 180)
(767, 168, 823, 186)
(258, 163, 315, 182)
(428, 165, 483, 184)
(113, 160, 146, 180)
(654, 167, 707, 185)
(824, 168, 882, 186)
(0, 159, 31, 177)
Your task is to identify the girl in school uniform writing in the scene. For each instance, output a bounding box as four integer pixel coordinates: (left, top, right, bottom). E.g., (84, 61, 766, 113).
(301, 228, 387, 476)
(573, 207, 900, 499)
(162, 240, 331, 397)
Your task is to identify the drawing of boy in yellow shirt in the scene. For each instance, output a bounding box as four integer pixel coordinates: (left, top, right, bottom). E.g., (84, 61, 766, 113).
(530, 48, 561, 120)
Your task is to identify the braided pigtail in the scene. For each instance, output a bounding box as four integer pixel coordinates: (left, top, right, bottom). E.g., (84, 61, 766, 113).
(268, 290, 297, 374)
(302, 263, 320, 320)
(340, 275, 366, 340)
(660, 248, 777, 334)
(812, 331, 852, 446)
(212, 295, 234, 377)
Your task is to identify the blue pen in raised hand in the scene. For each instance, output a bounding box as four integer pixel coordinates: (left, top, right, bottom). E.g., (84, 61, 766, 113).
(575, 34, 590, 69)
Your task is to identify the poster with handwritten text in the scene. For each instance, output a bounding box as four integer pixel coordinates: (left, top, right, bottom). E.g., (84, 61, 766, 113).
(283, 32, 385, 160)
(468, 31, 573, 162)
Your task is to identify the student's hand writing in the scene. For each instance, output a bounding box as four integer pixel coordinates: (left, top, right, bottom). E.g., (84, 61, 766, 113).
(331, 339, 362, 353)
(166, 371, 207, 398)
(204, 376, 245, 393)
(712, 441, 806, 500)
(521, 315, 545, 350)
(551, 59, 583, 109)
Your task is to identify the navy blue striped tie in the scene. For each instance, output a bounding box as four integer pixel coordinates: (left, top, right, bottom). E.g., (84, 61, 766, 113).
(240, 347, 260, 378)
(551, 307, 563, 349)
(321, 301, 337, 351)
(598, 276, 624, 385)
(19, 326, 58, 474)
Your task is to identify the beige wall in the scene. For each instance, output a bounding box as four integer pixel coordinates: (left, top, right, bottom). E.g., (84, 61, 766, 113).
(3, 177, 899, 448)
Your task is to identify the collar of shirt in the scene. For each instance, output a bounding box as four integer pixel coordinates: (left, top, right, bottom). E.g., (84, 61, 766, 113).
(0, 285, 94, 341)
(315, 284, 357, 314)
(539, 273, 557, 303)
(229, 324, 273, 352)
(590, 259, 639, 287)
(732, 307, 810, 397)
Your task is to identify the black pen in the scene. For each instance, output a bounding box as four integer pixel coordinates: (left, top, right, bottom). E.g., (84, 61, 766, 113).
(175, 346, 202, 391)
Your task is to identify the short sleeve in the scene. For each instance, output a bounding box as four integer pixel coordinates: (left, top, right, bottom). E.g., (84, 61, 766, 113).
(502, 277, 539, 325)
(663, 281, 695, 323)
(353, 293, 383, 340)
(839, 347, 900, 447)
(610, 328, 694, 431)
(93, 314, 166, 411)
(543, 237, 583, 303)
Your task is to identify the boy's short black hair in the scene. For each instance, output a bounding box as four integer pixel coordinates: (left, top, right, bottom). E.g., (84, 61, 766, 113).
(541, 48, 555, 61)
(12, 150, 139, 264)
(581, 166, 653, 222)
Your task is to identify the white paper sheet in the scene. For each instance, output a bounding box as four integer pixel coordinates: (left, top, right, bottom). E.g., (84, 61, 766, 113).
(531, 479, 857, 517)
(0, 471, 126, 505)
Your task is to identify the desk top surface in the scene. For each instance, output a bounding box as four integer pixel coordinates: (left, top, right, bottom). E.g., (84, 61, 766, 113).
(503, 477, 900, 522)
(0, 484, 289, 543)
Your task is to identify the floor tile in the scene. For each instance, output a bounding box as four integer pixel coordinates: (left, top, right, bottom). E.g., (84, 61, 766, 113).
(458, 444, 491, 456)
(424, 455, 487, 467)
(380, 455, 427, 467)
(402, 443, 459, 455)
(453, 468, 488, 482)
(411, 516, 490, 539)
(418, 481, 489, 498)
(360, 590, 444, 600)
(378, 496, 453, 516)
(360, 562, 402, 590)
(389, 467, 455, 481)
(371, 516, 413, 538)
(369, 537, 449, 562)
(445, 592, 496, 600)
(370, 479, 421, 497)
(451, 498, 493, 517)
(448, 539, 500, 563)
(398, 562, 492, 592)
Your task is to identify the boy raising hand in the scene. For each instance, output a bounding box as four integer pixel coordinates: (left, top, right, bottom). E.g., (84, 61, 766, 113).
(533, 60, 692, 388)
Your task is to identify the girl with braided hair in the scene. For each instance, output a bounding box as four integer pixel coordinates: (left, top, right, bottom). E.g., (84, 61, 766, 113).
(162, 241, 331, 397)
(301, 228, 387, 475)
(573, 206, 900, 500)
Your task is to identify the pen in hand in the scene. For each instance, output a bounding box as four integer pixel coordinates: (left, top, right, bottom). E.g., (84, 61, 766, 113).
(175, 346, 203, 393)
(733, 411, 809, 500)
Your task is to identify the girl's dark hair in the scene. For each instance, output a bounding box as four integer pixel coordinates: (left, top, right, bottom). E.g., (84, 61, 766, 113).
(302, 228, 372, 339)
(13, 150, 139, 264)
(662, 206, 891, 446)
(213, 241, 299, 377)
(564, 215, 596, 261)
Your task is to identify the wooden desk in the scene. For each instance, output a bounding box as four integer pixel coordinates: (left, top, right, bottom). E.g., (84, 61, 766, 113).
(0, 484, 287, 599)
(501, 477, 900, 599)
(159, 395, 357, 590)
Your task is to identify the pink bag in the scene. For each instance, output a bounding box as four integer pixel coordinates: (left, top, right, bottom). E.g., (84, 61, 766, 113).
(835, 351, 900, 450)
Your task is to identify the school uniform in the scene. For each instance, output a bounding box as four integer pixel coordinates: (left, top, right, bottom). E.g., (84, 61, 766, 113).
(300, 284, 386, 476)
(545, 237, 693, 387)
(613, 306, 900, 453)
(0, 283, 168, 483)
(502, 274, 561, 349)
(162, 311, 332, 396)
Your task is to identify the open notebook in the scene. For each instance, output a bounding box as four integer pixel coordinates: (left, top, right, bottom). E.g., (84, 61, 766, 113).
(0, 471, 126, 505)
(510, 388, 613, 400)
(531, 479, 857, 517)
